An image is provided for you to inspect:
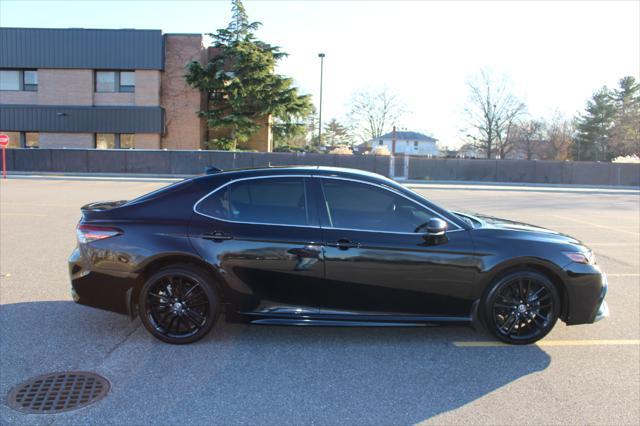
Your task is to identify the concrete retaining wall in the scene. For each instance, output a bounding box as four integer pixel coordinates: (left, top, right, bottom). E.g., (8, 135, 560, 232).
(4, 149, 392, 178)
(407, 157, 639, 186)
(4, 149, 639, 186)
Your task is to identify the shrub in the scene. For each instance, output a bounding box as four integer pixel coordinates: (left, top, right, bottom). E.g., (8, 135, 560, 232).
(205, 138, 236, 151)
(328, 146, 353, 155)
(612, 154, 640, 163)
(366, 145, 391, 156)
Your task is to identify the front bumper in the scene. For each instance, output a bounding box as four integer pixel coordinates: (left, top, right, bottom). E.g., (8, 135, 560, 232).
(563, 266, 608, 325)
(594, 300, 609, 322)
(594, 273, 609, 322)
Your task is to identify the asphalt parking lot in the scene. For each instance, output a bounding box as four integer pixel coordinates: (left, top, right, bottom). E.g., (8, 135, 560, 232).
(1, 177, 639, 425)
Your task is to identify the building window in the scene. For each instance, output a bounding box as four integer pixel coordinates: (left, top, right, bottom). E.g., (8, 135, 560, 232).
(0, 71, 20, 90)
(379, 140, 384, 146)
(96, 72, 116, 92)
(25, 132, 39, 148)
(96, 133, 116, 149)
(96, 133, 135, 149)
(0, 70, 37, 91)
(0, 131, 21, 147)
(414, 141, 419, 149)
(120, 134, 135, 149)
(0, 131, 39, 148)
(119, 72, 135, 92)
(96, 71, 135, 93)
(23, 71, 38, 91)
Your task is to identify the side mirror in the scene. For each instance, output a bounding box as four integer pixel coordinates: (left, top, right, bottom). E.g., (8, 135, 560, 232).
(425, 218, 447, 236)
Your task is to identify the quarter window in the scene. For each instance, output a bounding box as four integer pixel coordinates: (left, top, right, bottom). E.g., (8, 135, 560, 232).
(321, 179, 434, 233)
(197, 177, 309, 226)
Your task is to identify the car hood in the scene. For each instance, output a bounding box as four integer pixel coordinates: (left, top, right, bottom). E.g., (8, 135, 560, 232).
(456, 211, 584, 246)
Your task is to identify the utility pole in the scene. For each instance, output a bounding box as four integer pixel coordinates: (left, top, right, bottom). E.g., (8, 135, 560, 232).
(317, 53, 325, 147)
(392, 125, 397, 155)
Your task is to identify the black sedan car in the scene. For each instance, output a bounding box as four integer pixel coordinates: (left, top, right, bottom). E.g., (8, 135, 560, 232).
(69, 166, 608, 345)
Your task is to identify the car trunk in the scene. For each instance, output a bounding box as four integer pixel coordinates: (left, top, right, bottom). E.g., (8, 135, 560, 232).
(80, 200, 128, 221)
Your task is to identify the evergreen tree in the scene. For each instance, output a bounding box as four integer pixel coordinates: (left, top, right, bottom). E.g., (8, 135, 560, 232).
(185, 0, 313, 150)
(573, 87, 616, 161)
(324, 119, 353, 146)
(610, 76, 640, 156)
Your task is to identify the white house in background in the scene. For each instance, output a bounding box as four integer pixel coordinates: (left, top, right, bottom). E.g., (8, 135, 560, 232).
(358, 131, 439, 156)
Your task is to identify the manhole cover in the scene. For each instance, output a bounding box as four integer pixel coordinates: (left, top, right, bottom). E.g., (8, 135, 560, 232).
(6, 371, 110, 414)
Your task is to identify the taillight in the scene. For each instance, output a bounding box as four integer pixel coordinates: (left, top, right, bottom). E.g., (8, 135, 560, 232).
(76, 224, 122, 244)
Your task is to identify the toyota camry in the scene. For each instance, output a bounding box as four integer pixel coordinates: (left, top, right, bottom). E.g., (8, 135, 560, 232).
(69, 166, 608, 344)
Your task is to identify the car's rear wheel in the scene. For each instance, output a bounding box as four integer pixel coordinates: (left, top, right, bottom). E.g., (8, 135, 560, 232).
(483, 270, 560, 345)
(139, 265, 219, 344)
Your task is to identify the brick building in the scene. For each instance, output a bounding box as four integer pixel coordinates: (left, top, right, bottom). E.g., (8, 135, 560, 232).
(0, 27, 271, 151)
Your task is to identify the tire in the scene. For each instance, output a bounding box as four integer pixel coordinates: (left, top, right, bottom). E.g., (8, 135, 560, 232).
(482, 269, 560, 345)
(139, 265, 220, 344)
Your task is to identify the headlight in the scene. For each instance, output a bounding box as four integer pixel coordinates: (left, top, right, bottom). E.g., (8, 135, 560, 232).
(563, 250, 596, 265)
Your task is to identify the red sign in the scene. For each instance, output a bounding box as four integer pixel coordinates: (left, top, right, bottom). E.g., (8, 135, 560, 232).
(0, 134, 9, 147)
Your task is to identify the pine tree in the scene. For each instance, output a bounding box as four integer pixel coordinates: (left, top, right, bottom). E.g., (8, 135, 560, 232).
(610, 76, 640, 156)
(185, 0, 313, 150)
(324, 119, 353, 146)
(573, 87, 616, 161)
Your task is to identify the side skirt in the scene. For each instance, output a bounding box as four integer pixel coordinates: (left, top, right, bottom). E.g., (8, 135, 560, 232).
(232, 311, 472, 327)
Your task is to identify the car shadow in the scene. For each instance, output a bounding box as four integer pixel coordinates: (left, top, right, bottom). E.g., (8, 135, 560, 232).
(0, 301, 551, 425)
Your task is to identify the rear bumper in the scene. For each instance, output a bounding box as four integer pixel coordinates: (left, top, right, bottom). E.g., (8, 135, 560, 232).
(69, 247, 136, 315)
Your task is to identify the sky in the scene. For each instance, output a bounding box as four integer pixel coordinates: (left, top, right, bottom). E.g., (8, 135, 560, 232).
(1, 0, 638, 148)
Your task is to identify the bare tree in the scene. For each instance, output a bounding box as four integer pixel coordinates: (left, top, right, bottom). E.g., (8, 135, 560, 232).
(512, 119, 545, 160)
(545, 113, 574, 160)
(463, 70, 526, 159)
(348, 88, 406, 142)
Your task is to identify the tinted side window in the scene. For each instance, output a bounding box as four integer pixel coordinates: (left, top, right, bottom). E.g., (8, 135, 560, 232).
(321, 179, 433, 233)
(198, 177, 309, 226)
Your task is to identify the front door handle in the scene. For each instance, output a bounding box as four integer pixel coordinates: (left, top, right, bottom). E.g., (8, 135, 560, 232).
(326, 239, 360, 250)
(202, 231, 233, 241)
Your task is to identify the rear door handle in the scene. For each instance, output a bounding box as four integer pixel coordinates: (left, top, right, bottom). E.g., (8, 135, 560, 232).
(326, 239, 360, 250)
(288, 244, 322, 258)
(202, 231, 233, 241)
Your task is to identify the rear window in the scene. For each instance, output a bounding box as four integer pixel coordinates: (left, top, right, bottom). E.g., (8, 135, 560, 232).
(124, 179, 190, 206)
(196, 177, 310, 226)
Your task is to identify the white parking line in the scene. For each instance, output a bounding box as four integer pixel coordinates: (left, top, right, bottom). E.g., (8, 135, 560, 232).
(550, 215, 640, 236)
(607, 273, 640, 277)
(454, 339, 640, 347)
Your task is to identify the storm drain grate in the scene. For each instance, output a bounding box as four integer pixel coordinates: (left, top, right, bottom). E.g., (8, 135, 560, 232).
(6, 371, 110, 414)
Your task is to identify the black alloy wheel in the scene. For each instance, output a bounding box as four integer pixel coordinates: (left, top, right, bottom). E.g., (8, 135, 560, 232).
(139, 266, 219, 344)
(483, 270, 560, 345)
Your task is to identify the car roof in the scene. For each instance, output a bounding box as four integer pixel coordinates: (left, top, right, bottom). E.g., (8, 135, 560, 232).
(198, 166, 394, 185)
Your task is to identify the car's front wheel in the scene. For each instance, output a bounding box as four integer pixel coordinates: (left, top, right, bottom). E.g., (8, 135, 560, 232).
(139, 265, 219, 344)
(483, 270, 560, 345)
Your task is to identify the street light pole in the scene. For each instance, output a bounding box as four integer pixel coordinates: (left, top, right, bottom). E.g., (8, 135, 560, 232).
(318, 53, 325, 147)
